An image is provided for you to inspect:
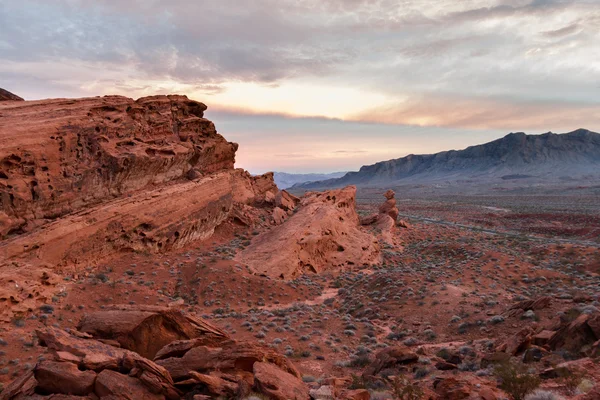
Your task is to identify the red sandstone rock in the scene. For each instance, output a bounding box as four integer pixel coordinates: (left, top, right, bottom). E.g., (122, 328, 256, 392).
(506, 296, 552, 317)
(0, 95, 236, 238)
(95, 369, 162, 400)
(253, 361, 310, 400)
(35, 361, 96, 396)
(237, 186, 380, 279)
(340, 389, 370, 400)
(77, 308, 228, 359)
(155, 339, 299, 381)
(363, 345, 419, 377)
(273, 206, 287, 225)
(275, 189, 300, 211)
(379, 189, 399, 221)
(548, 313, 599, 355)
(434, 377, 471, 400)
(1, 325, 180, 400)
(360, 189, 403, 244)
(500, 327, 535, 355)
(532, 330, 555, 346)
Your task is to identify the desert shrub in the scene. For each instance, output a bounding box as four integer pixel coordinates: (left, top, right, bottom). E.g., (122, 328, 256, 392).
(414, 368, 429, 379)
(392, 375, 423, 400)
(349, 355, 372, 368)
(349, 374, 367, 390)
(495, 361, 540, 400)
(554, 367, 587, 395)
(523, 390, 565, 400)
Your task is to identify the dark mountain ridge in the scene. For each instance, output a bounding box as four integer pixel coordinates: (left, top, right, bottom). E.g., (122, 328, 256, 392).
(0, 88, 24, 101)
(296, 129, 600, 188)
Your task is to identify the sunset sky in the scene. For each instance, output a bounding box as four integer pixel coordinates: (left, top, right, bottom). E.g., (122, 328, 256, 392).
(1, 0, 599, 173)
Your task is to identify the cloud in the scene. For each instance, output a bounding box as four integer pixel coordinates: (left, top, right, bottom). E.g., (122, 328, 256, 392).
(350, 95, 600, 131)
(541, 22, 581, 37)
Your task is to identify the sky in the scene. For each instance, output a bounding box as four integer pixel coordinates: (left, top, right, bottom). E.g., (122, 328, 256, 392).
(1, 0, 599, 173)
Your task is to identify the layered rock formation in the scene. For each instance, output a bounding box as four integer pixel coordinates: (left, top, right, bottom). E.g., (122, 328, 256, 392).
(1, 170, 273, 268)
(237, 186, 380, 279)
(1, 308, 309, 400)
(0, 95, 240, 238)
(0, 95, 278, 263)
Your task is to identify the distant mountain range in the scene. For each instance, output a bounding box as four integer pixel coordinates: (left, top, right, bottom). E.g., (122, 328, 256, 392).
(296, 129, 600, 189)
(0, 88, 24, 101)
(274, 171, 347, 189)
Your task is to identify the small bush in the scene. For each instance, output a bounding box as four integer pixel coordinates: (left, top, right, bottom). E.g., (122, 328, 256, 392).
(392, 375, 423, 400)
(554, 367, 587, 395)
(495, 361, 540, 400)
(349, 374, 366, 390)
(349, 355, 371, 368)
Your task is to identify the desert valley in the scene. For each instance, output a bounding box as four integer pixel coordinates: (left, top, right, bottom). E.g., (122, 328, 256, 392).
(0, 88, 598, 400)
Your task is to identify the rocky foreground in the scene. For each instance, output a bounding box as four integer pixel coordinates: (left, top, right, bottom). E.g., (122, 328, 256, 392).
(1, 93, 600, 399)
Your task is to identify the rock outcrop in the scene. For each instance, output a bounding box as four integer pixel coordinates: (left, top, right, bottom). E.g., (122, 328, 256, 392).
(360, 189, 402, 243)
(1, 309, 309, 400)
(0, 94, 279, 320)
(2, 325, 180, 400)
(1, 169, 275, 268)
(0, 95, 241, 238)
(548, 312, 600, 356)
(77, 307, 228, 359)
(237, 186, 380, 279)
(0, 88, 24, 101)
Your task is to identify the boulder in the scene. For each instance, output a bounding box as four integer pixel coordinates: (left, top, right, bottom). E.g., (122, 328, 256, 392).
(506, 297, 552, 317)
(95, 369, 162, 400)
(310, 385, 335, 400)
(275, 190, 300, 211)
(548, 313, 599, 355)
(155, 340, 299, 381)
(35, 361, 96, 396)
(500, 327, 534, 355)
(77, 308, 228, 359)
(33, 326, 180, 400)
(181, 371, 240, 397)
(273, 207, 287, 225)
(253, 362, 310, 400)
(532, 330, 555, 346)
(433, 377, 471, 400)
(363, 345, 418, 377)
(340, 389, 370, 400)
